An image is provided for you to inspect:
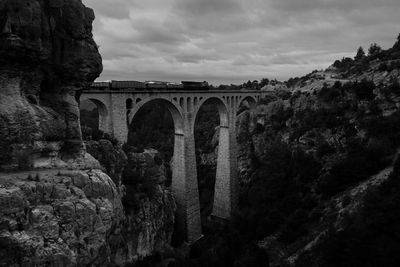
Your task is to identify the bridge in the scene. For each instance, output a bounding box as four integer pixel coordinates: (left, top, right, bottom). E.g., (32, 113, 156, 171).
(79, 88, 267, 243)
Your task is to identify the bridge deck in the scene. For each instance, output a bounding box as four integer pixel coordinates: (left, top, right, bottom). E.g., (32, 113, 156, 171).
(81, 89, 264, 94)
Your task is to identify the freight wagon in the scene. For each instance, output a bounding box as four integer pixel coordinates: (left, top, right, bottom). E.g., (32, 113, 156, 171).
(111, 80, 145, 89)
(90, 81, 110, 90)
(89, 80, 210, 90)
(181, 81, 209, 90)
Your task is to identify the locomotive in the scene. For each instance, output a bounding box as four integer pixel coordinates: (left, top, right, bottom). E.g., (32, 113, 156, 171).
(89, 80, 209, 90)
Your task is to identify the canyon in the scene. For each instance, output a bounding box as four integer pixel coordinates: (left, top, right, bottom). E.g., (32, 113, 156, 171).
(1, 0, 400, 266)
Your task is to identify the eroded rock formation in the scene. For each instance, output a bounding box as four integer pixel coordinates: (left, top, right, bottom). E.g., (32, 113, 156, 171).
(0, 0, 102, 171)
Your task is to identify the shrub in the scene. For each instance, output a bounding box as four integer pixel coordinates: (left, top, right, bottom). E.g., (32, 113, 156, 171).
(318, 85, 342, 102)
(388, 78, 400, 95)
(351, 79, 376, 100)
(361, 111, 400, 146)
(317, 136, 393, 196)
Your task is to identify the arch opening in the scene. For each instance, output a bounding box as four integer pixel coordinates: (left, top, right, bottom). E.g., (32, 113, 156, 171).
(194, 97, 229, 226)
(126, 98, 133, 110)
(238, 95, 257, 115)
(79, 98, 110, 140)
(126, 99, 183, 163)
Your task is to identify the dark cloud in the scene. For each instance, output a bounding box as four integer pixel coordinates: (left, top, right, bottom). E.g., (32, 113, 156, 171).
(169, 0, 253, 34)
(133, 21, 189, 45)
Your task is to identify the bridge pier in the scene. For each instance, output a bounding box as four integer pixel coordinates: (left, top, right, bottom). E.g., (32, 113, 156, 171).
(110, 94, 129, 142)
(213, 102, 238, 219)
(171, 103, 202, 244)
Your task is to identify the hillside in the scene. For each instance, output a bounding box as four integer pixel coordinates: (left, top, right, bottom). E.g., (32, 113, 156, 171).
(284, 34, 400, 93)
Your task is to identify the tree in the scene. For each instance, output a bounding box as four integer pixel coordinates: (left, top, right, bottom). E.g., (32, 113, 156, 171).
(252, 80, 259, 90)
(368, 43, 382, 57)
(259, 78, 269, 88)
(354, 46, 366, 61)
(245, 80, 252, 88)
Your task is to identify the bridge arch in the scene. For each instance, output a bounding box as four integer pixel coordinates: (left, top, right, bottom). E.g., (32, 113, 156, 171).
(128, 97, 184, 135)
(193, 96, 234, 219)
(238, 95, 257, 111)
(193, 96, 229, 128)
(79, 96, 111, 134)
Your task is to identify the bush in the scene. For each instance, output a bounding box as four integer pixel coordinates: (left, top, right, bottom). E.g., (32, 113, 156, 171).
(317, 137, 393, 196)
(318, 85, 342, 102)
(350, 79, 376, 100)
(388, 78, 400, 95)
(361, 111, 400, 146)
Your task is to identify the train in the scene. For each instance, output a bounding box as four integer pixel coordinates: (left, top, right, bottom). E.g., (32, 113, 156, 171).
(89, 80, 210, 90)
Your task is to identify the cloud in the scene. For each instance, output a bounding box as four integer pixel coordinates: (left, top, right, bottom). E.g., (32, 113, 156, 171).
(84, 0, 133, 19)
(82, 0, 400, 85)
(168, 0, 253, 35)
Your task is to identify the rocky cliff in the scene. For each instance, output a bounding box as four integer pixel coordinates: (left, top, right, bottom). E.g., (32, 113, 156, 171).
(0, 0, 102, 171)
(0, 169, 124, 266)
(86, 141, 176, 264)
(0, 1, 175, 266)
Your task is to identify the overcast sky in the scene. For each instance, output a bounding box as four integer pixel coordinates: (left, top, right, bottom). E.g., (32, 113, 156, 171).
(83, 0, 400, 85)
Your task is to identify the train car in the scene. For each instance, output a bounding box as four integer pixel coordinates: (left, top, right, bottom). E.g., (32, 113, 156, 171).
(90, 81, 111, 90)
(111, 80, 145, 89)
(181, 81, 209, 90)
(145, 81, 168, 89)
(165, 82, 183, 89)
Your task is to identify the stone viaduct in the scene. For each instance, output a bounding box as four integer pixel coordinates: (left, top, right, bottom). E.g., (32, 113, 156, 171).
(79, 88, 267, 243)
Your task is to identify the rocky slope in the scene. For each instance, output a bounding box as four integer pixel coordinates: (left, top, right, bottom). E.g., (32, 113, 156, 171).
(286, 35, 400, 94)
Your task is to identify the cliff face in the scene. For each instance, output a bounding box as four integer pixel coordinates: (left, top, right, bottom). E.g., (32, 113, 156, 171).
(121, 148, 175, 260)
(0, 1, 127, 265)
(0, 1, 175, 265)
(0, 169, 124, 266)
(86, 142, 176, 264)
(0, 142, 175, 267)
(0, 0, 102, 170)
